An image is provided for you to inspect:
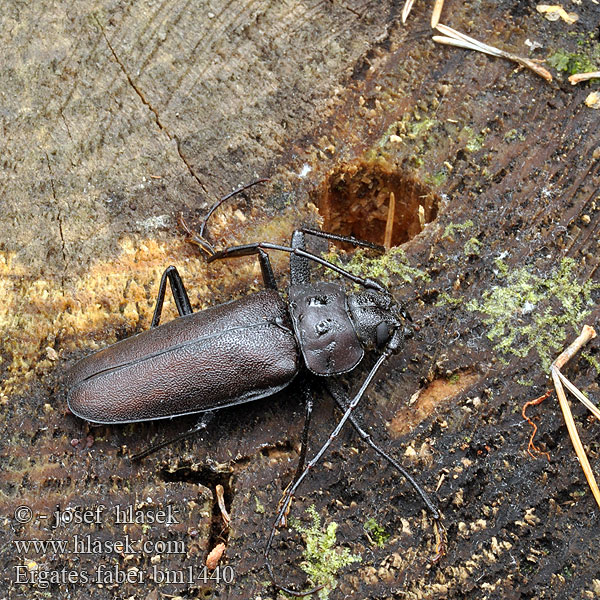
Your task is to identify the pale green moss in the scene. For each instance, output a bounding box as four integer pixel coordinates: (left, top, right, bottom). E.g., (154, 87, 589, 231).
(254, 496, 266, 514)
(464, 237, 483, 257)
(288, 505, 361, 599)
(406, 117, 436, 139)
(463, 127, 485, 153)
(324, 246, 429, 287)
(466, 258, 598, 369)
(442, 220, 474, 240)
(436, 291, 464, 307)
(363, 518, 390, 548)
(547, 49, 596, 76)
(424, 169, 448, 187)
(504, 129, 526, 143)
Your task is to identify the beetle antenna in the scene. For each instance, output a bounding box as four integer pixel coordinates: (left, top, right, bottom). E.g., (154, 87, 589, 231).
(199, 178, 269, 239)
(179, 178, 269, 257)
(325, 378, 445, 558)
(265, 340, 398, 595)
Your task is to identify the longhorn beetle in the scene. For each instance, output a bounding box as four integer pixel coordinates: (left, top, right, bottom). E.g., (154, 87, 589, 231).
(67, 180, 445, 596)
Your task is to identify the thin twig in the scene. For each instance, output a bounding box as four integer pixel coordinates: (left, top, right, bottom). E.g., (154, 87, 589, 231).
(569, 71, 600, 85)
(402, 0, 415, 23)
(433, 24, 553, 82)
(550, 325, 599, 509)
(555, 369, 600, 420)
(384, 191, 395, 250)
(522, 390, 553, 461)
(431, 0, 444, 28)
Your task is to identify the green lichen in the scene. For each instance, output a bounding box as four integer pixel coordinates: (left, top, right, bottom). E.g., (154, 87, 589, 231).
(363, 518, 390, 548)
(466, 258, 598, 369)
(424, 169, 448, 187)
(288, 505, 361, 599)
(464, 237, 483, 257)
(442, 220, 474, 240)
(504, 129, 526, 143)
(436, 291, 463, 307)
(463, 127, 485, 153)
(323, 246, 429, 287)
(254, 496, 265, 514)
(547, 33, 600, 78)
(405, 116, 436, 139)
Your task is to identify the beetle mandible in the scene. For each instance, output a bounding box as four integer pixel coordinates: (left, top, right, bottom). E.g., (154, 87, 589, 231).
(66, 181, 445, 595)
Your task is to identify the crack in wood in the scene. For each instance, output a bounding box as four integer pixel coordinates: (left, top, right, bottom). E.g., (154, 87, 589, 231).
(94, 16, 208, 195)
(45, 153, 67, 294)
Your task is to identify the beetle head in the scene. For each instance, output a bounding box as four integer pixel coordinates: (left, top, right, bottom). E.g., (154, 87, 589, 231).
(347, 289, 411, 352)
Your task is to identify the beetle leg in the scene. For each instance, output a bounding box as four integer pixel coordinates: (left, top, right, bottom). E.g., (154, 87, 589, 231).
(209, 242, 389, 293)
(130, 414, 214, 461)
(288, 227, 384, 286)
(257, 248, 278, 290)
(325, 378, 444, 554)
(289, 230, 311, 285)
(178, 213, 215, 257)
(276, 385, 314, 526)
(265, 342, 396, 595)
(150, 266, 193, 328)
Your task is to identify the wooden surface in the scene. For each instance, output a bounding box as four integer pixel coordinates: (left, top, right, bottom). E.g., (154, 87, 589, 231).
(1, 1, 599, 599)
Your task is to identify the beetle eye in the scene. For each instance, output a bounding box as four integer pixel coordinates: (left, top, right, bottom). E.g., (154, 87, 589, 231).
(376, 322, 390, 347)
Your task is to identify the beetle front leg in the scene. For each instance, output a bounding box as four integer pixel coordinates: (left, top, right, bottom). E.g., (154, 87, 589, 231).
(150, 266, 193, 327)
(325, 379, 446, 560)
(265, 344, 396, 596)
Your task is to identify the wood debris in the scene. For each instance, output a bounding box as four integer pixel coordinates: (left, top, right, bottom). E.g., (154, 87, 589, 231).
(584, 92, 600, 109)
(433, 24, 553, 82)
(216, 484, 231, 527)
(569, 71, 600, 84)
(384, 192, 396, 249)
(536, 4, 579, 24)
(206, 542, 226, 570)
(550, 325, 600, 509)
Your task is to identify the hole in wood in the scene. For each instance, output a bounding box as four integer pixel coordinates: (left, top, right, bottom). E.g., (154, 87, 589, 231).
(317, 161, 441, 247)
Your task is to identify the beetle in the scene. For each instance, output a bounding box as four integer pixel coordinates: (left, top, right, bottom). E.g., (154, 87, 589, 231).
(67, 182, 444, 595)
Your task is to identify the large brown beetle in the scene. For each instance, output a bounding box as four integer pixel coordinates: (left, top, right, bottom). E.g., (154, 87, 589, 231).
(67, 182, 444, 595)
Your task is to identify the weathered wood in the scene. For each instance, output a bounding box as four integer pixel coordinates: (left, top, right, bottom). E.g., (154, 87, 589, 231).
(1, 0, 599, 598)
